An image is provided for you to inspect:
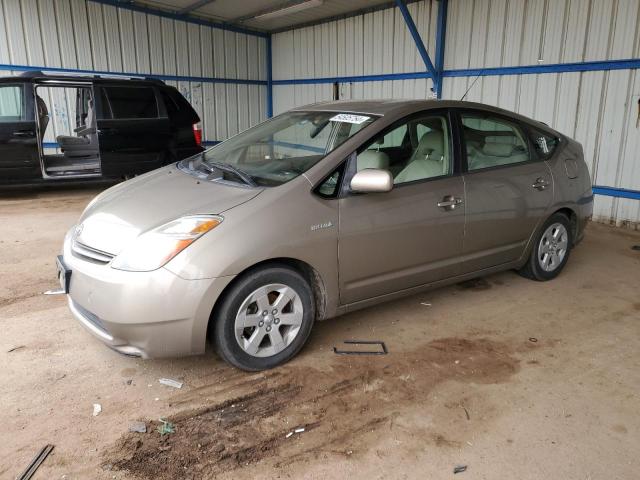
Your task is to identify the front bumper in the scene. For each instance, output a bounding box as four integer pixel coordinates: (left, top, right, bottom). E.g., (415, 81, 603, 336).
(62, 229, 234, 358)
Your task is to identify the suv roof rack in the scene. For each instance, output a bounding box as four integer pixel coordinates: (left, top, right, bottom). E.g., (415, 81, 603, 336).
(18, 70, 164, 84)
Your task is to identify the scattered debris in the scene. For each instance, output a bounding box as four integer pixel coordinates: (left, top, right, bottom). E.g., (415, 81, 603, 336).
(7, 345, 25, 353)
(420, 302, 432, 306)
(17, 444, 55, 480)
(157, 418, 175, 436)
(334, 340, 388, 356)
(631, 245, 640, 251)
(453, 465, 467, 474)
(125, 379, 133, 385)
(159, 378, 183, 389)
(286, 426, 306, 438)
(529, 337, 538, 343)
(43, 289, 65, 295)
(461, 406, 470, 420)
(92, 403, 102, 416)
(129, 421, 147, 433)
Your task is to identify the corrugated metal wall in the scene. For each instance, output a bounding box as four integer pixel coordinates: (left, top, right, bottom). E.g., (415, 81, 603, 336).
(271, 0, 640, 227)
(0, 0, 268, 145)
(272, 0, 438, 114)
(442, 0, 640, 226)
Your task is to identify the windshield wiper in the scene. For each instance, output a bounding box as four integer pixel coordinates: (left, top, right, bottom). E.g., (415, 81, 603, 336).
(207, 161, 257, 187)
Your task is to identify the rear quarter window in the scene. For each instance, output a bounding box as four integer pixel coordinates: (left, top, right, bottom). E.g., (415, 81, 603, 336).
(160, 87, 199, 124)
(102, 86, 158, 119)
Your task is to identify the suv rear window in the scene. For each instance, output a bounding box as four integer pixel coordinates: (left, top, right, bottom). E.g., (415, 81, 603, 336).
(102, 86, 158, 119)
(0, 85, 24, 122)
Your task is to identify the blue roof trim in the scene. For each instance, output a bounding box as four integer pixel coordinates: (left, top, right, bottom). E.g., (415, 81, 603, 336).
(87, 0, 268, 38)
(274, 58, 640, 85)
(0, 63, 267, 86)
(273, 70, 433, 85)
(444, 58, 640, 77)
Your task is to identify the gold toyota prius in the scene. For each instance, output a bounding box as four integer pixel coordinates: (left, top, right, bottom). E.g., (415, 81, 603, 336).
(58, 100, 593, 370)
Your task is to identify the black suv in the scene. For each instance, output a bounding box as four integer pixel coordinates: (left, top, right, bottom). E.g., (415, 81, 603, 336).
(0, 71, 204, 185)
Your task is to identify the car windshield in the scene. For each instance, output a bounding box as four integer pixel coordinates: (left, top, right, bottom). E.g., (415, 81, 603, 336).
(184, 111, 377, 187)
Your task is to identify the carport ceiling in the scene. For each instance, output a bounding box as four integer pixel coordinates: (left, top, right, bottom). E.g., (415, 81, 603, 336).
(137, 0, 400, 32)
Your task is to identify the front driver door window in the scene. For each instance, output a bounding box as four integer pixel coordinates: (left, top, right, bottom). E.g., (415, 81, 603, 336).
(338, 112, 466, 304)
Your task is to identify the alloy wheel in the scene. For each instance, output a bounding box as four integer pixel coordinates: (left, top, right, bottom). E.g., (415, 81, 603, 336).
(537, 222, 569, 272)
(234, 283, 304, 358)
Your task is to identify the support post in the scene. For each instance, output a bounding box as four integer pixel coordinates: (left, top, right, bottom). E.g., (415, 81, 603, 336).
(435, 0, 448, 98)
(266, 35, 273, 118)
(394, 0, 438, 88)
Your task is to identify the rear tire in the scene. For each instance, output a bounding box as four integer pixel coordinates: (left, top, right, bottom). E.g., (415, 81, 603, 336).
(212, 266, 315, 371)
(519, 213, 572, 281)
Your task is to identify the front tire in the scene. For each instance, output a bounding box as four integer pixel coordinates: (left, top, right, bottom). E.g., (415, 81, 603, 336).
(213, 266, 315, 371)
(519, 213, 572, 281)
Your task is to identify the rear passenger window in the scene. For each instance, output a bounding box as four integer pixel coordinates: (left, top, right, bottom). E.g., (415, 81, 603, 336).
(0, 85, 24, 122)
(529, 128, 559, 158)
(462, 115, 529, 171)
(102, 87, 158, 119)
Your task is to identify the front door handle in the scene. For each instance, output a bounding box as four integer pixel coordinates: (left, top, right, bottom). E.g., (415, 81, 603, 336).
(532, 177, 549, 190)
(437, 195, 464, 210)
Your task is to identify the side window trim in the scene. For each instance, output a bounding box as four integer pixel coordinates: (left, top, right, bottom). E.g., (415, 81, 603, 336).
(456, 108, 537, 174)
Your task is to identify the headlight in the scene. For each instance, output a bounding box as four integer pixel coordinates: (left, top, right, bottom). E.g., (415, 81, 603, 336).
(111, 215, 223, 272)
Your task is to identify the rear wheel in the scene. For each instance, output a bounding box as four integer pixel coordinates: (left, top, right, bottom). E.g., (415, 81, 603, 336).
(519, 213, 572, 281)
(213, 266, 315, 371)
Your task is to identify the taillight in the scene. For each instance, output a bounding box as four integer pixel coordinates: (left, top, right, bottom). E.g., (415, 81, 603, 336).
(192, 122, 202, 147)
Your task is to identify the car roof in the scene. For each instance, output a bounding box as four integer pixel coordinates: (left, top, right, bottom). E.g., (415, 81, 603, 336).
(0, 71, 166, 87)
(293, 99, 558, 134)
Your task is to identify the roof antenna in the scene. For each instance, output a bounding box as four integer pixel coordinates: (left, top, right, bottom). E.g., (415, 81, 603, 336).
(460, 70, 483, 101)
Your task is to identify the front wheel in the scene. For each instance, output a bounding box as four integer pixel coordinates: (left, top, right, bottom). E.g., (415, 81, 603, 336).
(212, 266, 315, 371)
(519, 213, 572, 281)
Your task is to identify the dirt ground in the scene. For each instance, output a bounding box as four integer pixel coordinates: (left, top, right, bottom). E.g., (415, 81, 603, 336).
(1, 186, 639, 480)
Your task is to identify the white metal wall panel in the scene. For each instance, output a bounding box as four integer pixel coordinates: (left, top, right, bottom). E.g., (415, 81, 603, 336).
(445, 0, 640, 69)
(0, 0, 268, 143)
(272, 0, 438, 81)
(441, 0, 640, 226)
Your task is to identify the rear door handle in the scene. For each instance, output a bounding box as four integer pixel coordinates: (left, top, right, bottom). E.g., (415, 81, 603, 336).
(437, 195, 464, 210)
(532, 178, 549, 190)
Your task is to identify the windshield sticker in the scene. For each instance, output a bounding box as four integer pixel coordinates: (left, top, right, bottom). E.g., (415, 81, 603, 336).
(330, 113, 370, 124)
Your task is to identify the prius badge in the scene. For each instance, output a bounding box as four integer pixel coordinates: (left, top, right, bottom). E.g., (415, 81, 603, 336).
(310, 221, 333, 232)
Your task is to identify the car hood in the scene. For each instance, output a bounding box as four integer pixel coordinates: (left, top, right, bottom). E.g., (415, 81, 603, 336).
(75, 166, 263, 255)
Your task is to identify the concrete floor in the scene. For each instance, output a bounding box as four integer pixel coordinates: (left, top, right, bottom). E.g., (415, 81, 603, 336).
(1, 187, 639, 479)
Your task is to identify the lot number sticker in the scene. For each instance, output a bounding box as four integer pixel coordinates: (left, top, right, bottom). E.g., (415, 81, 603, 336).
(330, 113, 370, 124)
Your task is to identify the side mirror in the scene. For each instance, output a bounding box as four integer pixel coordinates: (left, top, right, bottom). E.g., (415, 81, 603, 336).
(350, 168, 393, 193)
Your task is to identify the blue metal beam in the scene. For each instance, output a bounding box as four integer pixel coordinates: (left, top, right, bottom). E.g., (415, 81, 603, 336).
(178, 0, 216, 15)
(273, 70, 433, 86)
(434, 0, 448, 98)
(394, 0, 437, 81)
(0, 63, 267, 86)
(266, 35, 273, 118)
(87, 0, 268, 38)
(592, 186, 640, 201)
(443, 58, 640, 77)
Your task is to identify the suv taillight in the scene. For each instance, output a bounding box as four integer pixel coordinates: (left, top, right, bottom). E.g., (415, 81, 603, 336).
(193, 122, 202, 147)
